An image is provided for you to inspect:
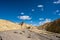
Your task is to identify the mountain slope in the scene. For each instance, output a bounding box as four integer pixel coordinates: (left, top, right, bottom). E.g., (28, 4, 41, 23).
(0, 19, 38, 32)
(0, 19, 22, 31)
(38, 19, 60, 33)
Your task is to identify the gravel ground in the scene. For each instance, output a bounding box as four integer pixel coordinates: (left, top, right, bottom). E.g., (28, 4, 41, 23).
(0, 30, 60, 40)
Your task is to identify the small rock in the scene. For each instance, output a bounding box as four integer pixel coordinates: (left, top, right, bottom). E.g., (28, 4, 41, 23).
(20, 32, 22, 34)
(56, 36, 60, 38)
(14, 32, 18, 33)
(27, 36, 31, 38)
(0, 36, 2, 40)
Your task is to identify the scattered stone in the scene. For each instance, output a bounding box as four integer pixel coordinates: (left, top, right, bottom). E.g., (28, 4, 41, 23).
(56, 36, 60, 38)
(14, 32, 18, 33)
(27, 34, 31, 38)
(0, 36, 2, 40)
(20, 32, 22, 34)
(27, 36, 31, 38)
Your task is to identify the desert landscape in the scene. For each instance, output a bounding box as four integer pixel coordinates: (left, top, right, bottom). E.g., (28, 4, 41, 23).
(0, 19, 60, 40)
(0, 0, 60, 40)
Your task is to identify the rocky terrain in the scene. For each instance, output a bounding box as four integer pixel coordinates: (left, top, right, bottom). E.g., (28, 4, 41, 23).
(0, 19, 60, 40)
(0, 29, 60, 40)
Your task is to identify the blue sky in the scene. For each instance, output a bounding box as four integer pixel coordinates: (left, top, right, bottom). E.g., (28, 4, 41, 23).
(0, 0, 60, 26)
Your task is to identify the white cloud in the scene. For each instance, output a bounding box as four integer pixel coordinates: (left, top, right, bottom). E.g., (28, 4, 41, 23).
(37, 5, 43, 8)
(21, 12, 24, 15)
(56, 10, 59, 13)
(53, 0, 60, 4)
(39, 18, 52, 25)
(18, 15, 31, 20)
(37, 5, 44, 11)
(39, 18, 44, 20)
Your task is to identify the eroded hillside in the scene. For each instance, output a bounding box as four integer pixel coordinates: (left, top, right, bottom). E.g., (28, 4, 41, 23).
(38, 19, 60, 33)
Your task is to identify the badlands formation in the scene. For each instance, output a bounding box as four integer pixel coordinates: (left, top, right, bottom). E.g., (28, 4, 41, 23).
(0, 19, 60, 40)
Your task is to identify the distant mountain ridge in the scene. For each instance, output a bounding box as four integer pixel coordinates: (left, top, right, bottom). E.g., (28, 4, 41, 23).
(38, 19, 60, 33)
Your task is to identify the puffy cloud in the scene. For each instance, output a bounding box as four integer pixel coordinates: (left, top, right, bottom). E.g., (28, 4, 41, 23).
(37, 5, 43, 8)
(53, 0, 60, 4)
(39, 18, 52, 25)
(18, 15, 31, 20)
